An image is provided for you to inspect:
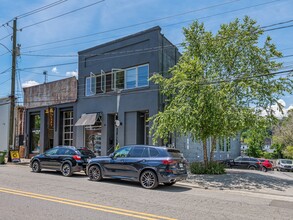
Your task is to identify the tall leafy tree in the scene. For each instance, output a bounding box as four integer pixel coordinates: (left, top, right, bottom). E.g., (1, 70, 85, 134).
(150, 16, 293, 165)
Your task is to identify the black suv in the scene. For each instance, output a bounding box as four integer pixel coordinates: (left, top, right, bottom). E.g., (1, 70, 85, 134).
(86, 145, 188, 189)
(30, 146, 95, 177)
(223, 156, 261, 170)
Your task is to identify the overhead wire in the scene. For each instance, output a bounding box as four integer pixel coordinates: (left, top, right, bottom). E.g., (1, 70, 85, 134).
(20, 0, 245, 49)
(16, 68, 293, 104)
(20, 0, 283, 50)
(19, 0, 105, 30)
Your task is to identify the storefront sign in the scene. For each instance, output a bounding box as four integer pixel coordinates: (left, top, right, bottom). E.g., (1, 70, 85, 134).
(10, 150, 20, 162)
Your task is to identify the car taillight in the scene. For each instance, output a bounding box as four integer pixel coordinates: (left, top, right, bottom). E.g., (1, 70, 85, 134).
(73, 155, 81, 161)
(162, 160, 176, 165)
(256, 162, 260, 164)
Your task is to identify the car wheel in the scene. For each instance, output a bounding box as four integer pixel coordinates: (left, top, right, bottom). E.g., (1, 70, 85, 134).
(262, 167, 267, 172)
(88, 165, 102, 181)
(163, 182, 176, 186)
(140, 170, 158, 189)
(32, 161, 41, 173)
(61, 163, 73, 177)
(248, 166, 256, 170)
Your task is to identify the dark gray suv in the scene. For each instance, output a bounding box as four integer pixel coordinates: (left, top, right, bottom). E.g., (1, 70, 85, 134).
(86, 145, 188, 189)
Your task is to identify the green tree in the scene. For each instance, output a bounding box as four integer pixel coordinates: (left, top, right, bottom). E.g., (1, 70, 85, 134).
(242, 119, 271, 158)
(283, 146, 293, 159)
(273, 110, 293, 147)
(150, 17, 293, 166)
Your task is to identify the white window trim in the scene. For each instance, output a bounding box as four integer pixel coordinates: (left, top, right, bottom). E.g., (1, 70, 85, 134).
(124, 64, 149, 90)
(85, 76, 96, 96)
(63, 111, 73, 146)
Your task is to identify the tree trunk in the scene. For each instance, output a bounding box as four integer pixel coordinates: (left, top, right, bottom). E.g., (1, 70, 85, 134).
(203, 139, 208, 167)
(210, 137, 217, 161)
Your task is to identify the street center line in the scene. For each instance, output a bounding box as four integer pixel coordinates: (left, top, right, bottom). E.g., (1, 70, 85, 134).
(0, 187, 177, 220)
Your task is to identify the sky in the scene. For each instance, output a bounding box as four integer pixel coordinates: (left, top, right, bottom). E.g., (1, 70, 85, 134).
(0, 0, 293, 113)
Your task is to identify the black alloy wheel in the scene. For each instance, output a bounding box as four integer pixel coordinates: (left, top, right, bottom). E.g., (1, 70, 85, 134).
(32, 161, 41, 173)
(88, 165, 102, 181)
(61, 163, 73, 177)
(140, 170, 158, 189)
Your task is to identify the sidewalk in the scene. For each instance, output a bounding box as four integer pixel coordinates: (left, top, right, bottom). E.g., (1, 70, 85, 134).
(181, 169, 293, 197)
(2, 158, 30, 166)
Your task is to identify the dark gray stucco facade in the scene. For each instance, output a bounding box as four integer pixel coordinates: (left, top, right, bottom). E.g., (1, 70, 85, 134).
(76, 26, 179, 155)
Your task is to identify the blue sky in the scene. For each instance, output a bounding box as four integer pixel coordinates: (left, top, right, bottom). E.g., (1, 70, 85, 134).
(0, 0, 293, 111)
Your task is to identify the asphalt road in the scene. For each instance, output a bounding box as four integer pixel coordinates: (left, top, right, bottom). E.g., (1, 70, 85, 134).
(0, 165, 292, 220)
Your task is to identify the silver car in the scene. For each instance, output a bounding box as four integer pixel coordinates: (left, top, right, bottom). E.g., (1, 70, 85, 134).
(276, 159, 293, 171)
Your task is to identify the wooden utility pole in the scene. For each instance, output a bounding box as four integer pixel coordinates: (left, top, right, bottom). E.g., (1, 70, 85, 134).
(8, 18, 17, 158)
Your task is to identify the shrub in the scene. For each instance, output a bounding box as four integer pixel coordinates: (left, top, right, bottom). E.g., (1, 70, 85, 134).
(190, 161, 226, 175)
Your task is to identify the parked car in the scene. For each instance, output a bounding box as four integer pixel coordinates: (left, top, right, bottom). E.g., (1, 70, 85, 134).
(258, 159, 273, 172)
(275, 159, 293, 172)
(86, 145, 188, 189)
(222, 156, 261, 170)
(30, 146, 95, 177)
(78, 147, 96, 159)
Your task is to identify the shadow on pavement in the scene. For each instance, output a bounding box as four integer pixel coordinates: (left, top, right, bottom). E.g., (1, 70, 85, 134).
(30, 170, 88, 178)
(89, 178, 192, 192)
(185, 170, 293, 191)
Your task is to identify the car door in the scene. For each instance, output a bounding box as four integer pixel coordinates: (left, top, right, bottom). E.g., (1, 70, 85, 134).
(121, 146, 149, 179)
(55, 148, 69, 170)
(103, 147, 131, 177)
(240, 158, 250, 169)
(40, 148, 59, 169)
(232, 157, 242, 169)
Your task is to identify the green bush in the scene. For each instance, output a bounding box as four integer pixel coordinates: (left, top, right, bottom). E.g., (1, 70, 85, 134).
(189, 161, 226, 175)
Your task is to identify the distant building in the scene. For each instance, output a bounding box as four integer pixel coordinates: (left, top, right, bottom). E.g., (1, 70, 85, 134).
(0, 97, 10, 151)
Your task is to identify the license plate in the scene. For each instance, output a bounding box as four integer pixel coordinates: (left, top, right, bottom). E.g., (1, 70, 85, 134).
(179, 163, 184, 168)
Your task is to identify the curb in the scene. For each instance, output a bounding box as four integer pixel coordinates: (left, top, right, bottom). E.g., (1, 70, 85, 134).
(176, 182, 293, 199)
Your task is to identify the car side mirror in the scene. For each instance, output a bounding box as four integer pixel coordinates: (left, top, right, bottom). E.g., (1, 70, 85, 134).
(109, 153, 114, 158)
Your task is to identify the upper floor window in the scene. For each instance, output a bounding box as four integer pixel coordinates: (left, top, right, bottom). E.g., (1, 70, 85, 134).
(85, 77, 96, 96)
(125, 64, 149, 89)
(85, 64, 149, 96)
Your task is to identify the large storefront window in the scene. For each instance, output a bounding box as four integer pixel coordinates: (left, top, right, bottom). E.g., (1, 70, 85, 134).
(85, 120, 102, 155)
(63, 111, 73, 146)
(30, 114, 41, 154)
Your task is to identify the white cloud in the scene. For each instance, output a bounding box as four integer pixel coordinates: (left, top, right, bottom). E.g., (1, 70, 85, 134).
(261, 99, 293, 118)
(66, 70, 78, 78)
(22, 80, 39, 88)
(51, 67, 59, 74)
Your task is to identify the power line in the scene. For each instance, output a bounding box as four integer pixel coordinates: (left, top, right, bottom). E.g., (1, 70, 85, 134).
(20, 0, 245, 49)
(17, 0, 69, 20)
(15, 68, 293, 105)
(0, 78, 10, 86)
(19, 0, 286, 54)
(263, 23, 293, 32)
(0, 67, 12, 75)
(20, 0, 105, 30)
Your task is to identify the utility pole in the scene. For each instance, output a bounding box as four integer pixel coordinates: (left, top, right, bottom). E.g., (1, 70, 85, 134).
(8, 18, 17, 160)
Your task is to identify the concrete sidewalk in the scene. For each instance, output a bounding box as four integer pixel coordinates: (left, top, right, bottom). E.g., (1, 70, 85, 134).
(182, 169, 293, 197)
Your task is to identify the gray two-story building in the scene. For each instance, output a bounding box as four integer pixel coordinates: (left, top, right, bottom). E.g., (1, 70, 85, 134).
(75, 26, 179, 155)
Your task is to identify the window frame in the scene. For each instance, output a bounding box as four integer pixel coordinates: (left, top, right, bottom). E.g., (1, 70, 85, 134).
(124, 64, 149, 90)
(85, 76, 96, 96)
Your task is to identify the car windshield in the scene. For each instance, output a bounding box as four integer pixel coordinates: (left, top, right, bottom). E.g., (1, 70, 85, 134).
(281, 160, 293, 164)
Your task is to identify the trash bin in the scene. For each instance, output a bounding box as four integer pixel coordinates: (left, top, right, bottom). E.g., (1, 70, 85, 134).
(0, 151, 7, 164)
